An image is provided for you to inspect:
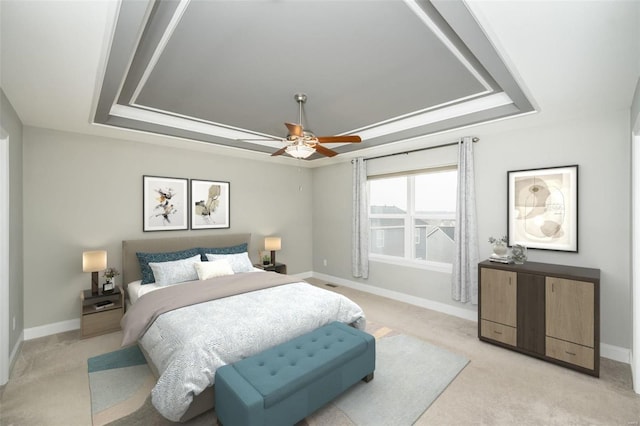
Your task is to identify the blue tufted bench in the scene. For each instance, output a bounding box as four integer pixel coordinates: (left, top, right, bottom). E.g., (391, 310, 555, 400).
(214, 321, 375, 426)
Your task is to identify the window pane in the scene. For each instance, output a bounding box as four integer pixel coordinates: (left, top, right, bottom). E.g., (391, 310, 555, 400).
(369, 177, 407, 214)
(370, 218, 404, 257)
(414, 218, 456, 262)
(414, 170, 457, 214)
(368, 168, 457, 266)
(413, 169, 457, 263)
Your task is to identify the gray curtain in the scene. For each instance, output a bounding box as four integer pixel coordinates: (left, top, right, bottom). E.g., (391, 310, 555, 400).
(352, 157, 369, 279)
(451, 137, 479, 304)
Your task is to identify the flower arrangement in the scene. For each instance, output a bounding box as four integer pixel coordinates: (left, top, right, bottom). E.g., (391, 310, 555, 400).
(258, 251, 271, 265)
(102, 267, 120, 280)
(489, 235, 508, 257)
(488, 235, 508, 245)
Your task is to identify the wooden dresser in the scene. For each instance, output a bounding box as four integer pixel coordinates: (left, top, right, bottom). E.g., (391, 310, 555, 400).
(478, 260, 600, 376)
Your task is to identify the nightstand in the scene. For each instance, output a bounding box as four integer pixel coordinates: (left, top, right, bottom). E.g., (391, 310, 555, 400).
(80, 286, 124, 339)
(254, 262, 287, 274)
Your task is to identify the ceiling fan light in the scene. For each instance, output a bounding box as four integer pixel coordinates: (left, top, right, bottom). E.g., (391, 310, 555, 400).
(285, 144, 315, 159)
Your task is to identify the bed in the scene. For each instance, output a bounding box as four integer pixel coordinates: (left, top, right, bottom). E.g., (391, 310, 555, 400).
(120, 234, 366, 422)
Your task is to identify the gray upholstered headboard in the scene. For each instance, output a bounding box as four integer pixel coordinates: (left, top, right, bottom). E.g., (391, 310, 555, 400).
(122, 233, 251, 288)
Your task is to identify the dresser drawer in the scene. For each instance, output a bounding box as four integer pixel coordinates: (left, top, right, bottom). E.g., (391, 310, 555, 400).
(481, 320, 517, 347)
(545, 336, 594, 370)
(81, 308, 122, 338)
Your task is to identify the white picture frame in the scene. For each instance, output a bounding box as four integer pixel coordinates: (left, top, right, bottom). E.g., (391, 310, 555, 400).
(507, 165, 578, 252)
(142, 175, 188, 231)
(190, 179, 230, 229)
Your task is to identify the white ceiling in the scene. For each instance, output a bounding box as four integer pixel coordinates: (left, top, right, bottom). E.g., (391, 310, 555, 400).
(1, 1, 638, 164)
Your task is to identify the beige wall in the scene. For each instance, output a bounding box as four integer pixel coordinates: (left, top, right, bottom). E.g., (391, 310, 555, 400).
(22, 127, 312, 329)
(18, 107, 634, 351)
(1, 89, 24, 364)
(312, 109, 632, 350)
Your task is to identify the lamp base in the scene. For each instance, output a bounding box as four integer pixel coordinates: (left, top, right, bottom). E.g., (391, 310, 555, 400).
(270, 250, 276, 266)
(91, 272, 99, 295)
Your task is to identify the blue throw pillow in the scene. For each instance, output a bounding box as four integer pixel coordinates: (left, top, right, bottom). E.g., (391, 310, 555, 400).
(136, 248, 200, 284)
(198, 243, 248, 261)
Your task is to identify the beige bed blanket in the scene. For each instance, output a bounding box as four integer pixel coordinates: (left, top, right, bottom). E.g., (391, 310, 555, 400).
(120, 271, 299, 347)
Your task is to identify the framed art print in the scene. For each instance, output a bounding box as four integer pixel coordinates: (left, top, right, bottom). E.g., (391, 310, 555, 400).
(507, 165, 578, 252)
(142, 175, 188, 231)
(190, 179, 230, 229)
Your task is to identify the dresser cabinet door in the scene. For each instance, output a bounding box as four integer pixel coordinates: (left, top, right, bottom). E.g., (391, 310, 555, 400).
(545, 277, 594, 348)
(480, 268, 517, 327)
(545, 277, 595, 369)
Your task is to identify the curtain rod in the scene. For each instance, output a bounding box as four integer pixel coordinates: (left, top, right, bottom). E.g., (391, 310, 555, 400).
(357, 136, 479, 162)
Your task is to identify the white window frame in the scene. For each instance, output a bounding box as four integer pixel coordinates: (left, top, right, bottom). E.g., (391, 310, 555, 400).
(368, 166, 456, 273)
(375, 229, 385, 248)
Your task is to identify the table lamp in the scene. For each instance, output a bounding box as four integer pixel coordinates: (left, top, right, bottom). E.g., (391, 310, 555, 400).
(83, 250, 107, 295)
(264, 237, 281, 266)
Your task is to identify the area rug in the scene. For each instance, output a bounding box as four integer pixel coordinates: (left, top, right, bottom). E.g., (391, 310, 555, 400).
(88, 325, 469, 426)
(87, 345, 157, 426)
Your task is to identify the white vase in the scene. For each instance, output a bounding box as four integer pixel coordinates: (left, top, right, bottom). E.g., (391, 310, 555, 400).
(492, 242, 508, 257)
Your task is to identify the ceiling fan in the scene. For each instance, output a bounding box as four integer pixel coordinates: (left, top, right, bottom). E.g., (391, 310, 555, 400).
(269, 93, 362, 159)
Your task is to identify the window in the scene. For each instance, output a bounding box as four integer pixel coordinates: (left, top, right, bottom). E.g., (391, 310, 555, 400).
(368, 167, 457, 268)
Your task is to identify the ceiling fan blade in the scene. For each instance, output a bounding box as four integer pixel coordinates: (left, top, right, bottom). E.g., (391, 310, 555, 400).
(271, 147, 288, 157)
(314, 144, 338, 157)
(317, 135, 362, 143)
(285, 122, 303, 137)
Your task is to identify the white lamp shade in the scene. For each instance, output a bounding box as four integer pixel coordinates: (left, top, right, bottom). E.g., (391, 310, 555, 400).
(264, 237, 281, 251)
(82, 250, 107, 272)
(285, 144, 315, 159)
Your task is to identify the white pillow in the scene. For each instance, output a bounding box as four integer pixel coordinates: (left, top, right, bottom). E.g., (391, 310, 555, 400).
(149, 254, 201, 286)
(205, 252, 254, 273)
(194, 259, 234, 280)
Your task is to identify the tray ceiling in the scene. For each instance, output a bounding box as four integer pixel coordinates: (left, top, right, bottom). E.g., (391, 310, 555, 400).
(94, 0, 535, 160)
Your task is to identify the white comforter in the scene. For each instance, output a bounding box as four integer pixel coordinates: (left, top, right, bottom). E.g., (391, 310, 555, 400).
(138, 281, 365, 421)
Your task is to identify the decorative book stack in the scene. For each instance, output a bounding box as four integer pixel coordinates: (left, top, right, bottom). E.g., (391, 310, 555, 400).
(489, 254, 512, 264)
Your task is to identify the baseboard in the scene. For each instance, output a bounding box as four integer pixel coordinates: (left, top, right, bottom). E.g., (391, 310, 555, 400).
(311, 271, 478, 322)
(2, 330, 24, 386)
(24, 318, 79, 341)
(601, 343, 630, 364)
(9, 330, 23, 367)
(290, 271, 313, 281)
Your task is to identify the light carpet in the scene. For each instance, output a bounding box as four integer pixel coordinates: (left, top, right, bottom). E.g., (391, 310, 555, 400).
(87, 327, 468, 425)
